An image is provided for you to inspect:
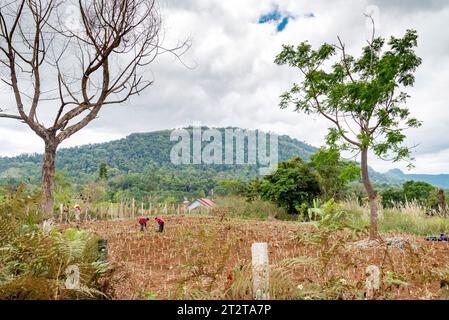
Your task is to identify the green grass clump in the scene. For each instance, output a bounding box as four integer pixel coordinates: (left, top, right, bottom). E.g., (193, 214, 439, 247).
(340, 200, 449, 236)
(215, 196, 287, 221)
(380, 209, 449, 236)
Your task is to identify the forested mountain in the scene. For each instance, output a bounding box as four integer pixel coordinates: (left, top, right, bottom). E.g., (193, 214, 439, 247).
(0, 127, 317, 185)
(381, 169, 449, 189)
(1, 127, 448, 192)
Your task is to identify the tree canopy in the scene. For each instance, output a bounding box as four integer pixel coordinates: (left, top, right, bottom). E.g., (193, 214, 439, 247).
(275, 24, 422, 239)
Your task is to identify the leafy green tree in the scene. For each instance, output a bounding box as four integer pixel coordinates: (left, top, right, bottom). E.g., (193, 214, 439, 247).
(99, 163, 108, 181)
(310, 147, 360, 201)
(380, 187, 405, 208)
(426, 188, 448, 215)
(259, 157, 321, 214)
(403, 181, 435, 204)
(82, 181, 107, 205)
(54, 171, 74, 208)
(244, 178, 263, 202)
(215, 180, 245, 196)
(275, 25, 422, 239)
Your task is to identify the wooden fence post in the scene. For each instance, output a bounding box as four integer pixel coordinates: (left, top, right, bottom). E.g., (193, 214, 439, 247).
(132, 198, 135, 218)
(438, 189, 447, 216)
(59, 204, 63, 224)
(252, 243, 270, 300)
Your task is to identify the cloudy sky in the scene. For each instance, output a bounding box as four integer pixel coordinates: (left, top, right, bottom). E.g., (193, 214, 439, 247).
(1, 0, 448, 174)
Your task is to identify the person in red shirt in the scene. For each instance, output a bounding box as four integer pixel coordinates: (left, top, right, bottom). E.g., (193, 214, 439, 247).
(139, 217, 150, 232)
(155, 217, 165, 233)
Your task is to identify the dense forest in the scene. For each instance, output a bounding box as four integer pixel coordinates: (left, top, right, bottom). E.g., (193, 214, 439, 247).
(0, 127, 317, 202)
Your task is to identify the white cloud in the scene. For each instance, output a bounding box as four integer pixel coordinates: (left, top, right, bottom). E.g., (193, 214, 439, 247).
(1, 0, 449, 175)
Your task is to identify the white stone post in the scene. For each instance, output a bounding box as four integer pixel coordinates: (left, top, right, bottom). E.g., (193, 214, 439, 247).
(365, 265, 381, 300)
(252, 242, 270, 300)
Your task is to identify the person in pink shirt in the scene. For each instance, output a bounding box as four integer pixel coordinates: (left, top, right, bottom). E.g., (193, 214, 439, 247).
(155, 217, 165, 233)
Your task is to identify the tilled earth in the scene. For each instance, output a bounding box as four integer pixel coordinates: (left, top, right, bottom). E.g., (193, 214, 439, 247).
(75, 215, 449, 300)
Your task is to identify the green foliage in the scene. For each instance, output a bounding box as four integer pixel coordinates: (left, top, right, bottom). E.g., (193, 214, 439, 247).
(380, 187, 406, 208)
(0, 184, 44, 225)
(0, 128, 317, 200)
(99, 163, 108, 180)
(275, 29, 422, 160)
(403, 181, 435, 204)
(380, 180, 441, 209)
(245, 152, 359, 216)
(215, 196, 286, 220)
(82, 182, 107, 204)
(340, 200, 449, 236)
(214, 180, 246, 196)
(0, 188, 113, 299)
(258, 157, 321, 214)
(310, 147, 360, 201)
(143, 291, 159, 300)
(54, 171, 75, 209)
(275, 28, 422, 236)
(243, 178, 262, 202)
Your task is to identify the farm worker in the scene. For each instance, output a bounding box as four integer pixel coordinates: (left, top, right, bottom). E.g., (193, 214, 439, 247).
(139, 217, 150, 232)
(74, 204, 82, 222)
(155, 217, 165, 233)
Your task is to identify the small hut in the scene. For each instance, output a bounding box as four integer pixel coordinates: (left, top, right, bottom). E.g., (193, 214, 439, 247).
(187, 198, 216, 212)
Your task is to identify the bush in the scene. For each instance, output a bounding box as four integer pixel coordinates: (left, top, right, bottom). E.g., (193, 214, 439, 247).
(0, 187, 114, 299)
(258, 157, 321, 214)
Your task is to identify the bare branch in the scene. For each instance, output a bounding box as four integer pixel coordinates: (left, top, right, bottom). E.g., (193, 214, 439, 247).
(0, 0, 189, 143)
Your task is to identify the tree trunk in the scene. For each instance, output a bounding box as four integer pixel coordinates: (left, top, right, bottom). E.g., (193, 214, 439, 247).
(361, 148, 378, 240)
(438, 189, 447, 217)
(42, 140, 58, 218)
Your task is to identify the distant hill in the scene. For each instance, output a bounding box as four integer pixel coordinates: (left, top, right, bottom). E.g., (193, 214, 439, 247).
(1, 127, 448, 189)
(381, 169, 449, 189)
(0, 127, 318, 184)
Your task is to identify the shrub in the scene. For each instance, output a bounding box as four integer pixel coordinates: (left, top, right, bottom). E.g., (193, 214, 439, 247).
(0, 187, 114, 299)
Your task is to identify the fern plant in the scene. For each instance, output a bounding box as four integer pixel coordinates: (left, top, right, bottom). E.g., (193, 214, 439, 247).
(0, 187, 114, 300)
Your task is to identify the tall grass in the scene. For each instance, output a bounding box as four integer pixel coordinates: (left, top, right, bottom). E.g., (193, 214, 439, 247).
(340, 200, 449, 236)
(214, 196, 287, 221)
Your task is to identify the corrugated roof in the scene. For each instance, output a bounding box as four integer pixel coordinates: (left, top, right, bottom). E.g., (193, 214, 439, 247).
(195, 198, 216, 208)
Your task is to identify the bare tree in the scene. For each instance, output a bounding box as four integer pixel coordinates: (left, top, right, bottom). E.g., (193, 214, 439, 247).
(0, 0, 188, 217)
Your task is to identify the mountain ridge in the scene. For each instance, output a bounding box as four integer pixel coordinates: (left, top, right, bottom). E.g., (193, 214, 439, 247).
(1, 127, 448, 188)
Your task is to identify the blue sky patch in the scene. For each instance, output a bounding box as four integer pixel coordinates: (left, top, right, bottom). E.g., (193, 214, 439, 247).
(277, 17, 290, 32)
(258, 9, 282, 24)
(258, 7, 296, 32)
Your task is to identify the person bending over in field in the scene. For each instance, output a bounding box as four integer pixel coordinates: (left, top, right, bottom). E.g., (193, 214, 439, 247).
(139, 217, 150, 232)
(74, 204, 82, 223)
(155, 217, 165, 233)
